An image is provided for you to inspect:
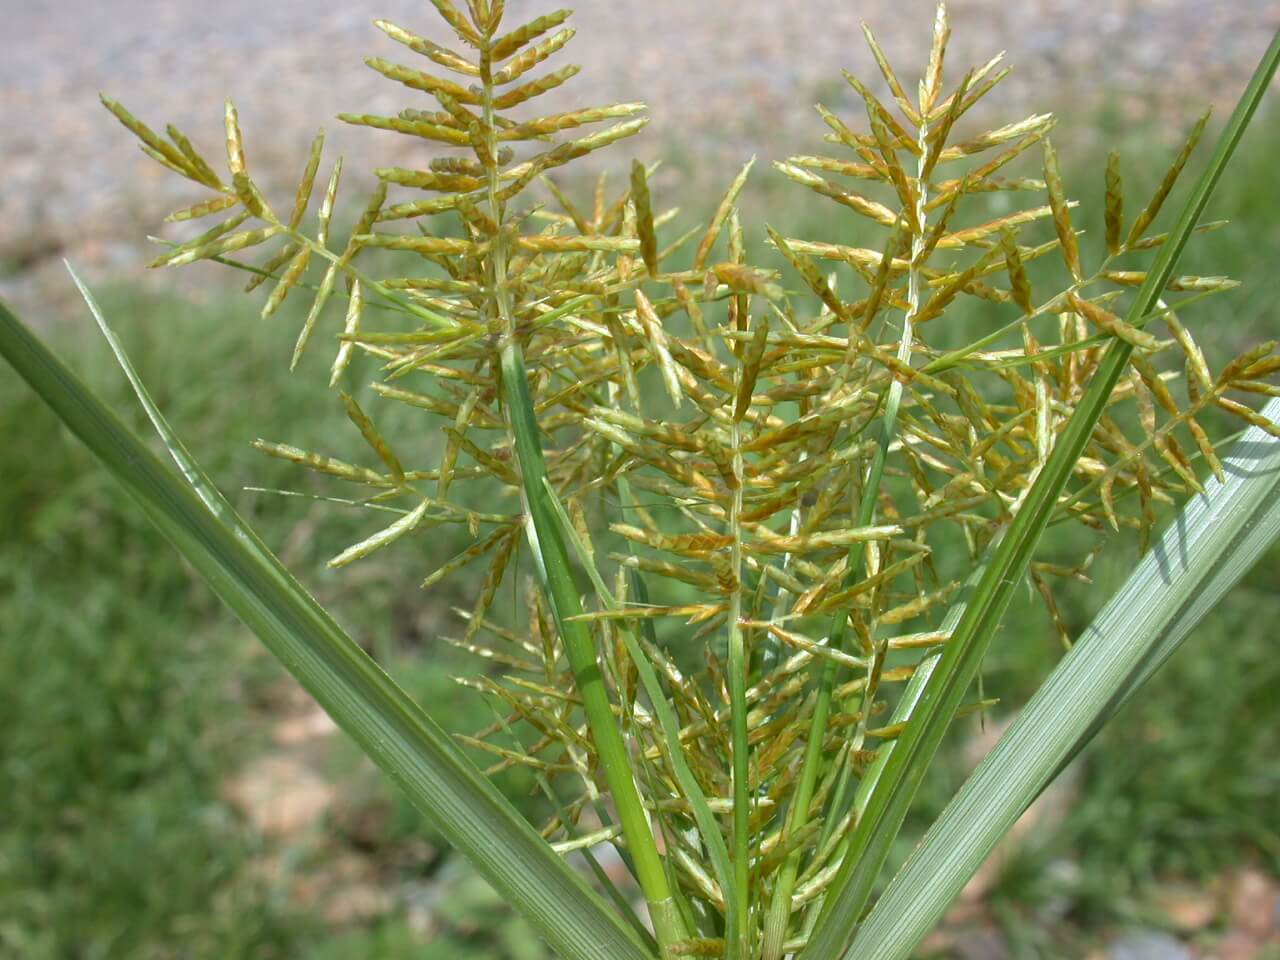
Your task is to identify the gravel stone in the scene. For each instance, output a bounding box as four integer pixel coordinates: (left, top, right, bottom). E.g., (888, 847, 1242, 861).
(1108, 930, 1194, 960)
(3, 0, 1278, 306)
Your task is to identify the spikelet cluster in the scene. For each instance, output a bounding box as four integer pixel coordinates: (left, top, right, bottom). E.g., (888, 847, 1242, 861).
(104, 2, 1279, 955)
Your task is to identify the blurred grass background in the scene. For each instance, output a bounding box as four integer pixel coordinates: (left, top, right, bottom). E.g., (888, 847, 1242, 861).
(2, 99, 1278, 959)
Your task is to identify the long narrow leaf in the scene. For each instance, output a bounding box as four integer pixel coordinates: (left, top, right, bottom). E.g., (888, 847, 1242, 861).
(849, 395, 1280, 960)
(803, 29, 1280, 959)
(0, 294, 656, 960)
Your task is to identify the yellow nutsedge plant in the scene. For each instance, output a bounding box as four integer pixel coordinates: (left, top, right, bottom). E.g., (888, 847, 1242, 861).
(85, 2, 1280, 959)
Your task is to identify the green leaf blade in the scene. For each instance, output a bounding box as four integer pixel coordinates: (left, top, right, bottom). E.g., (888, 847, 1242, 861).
(849, 395, 1280, 960)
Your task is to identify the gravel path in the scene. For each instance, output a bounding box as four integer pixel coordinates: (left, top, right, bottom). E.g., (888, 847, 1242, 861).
(3, 0, 1278, 306)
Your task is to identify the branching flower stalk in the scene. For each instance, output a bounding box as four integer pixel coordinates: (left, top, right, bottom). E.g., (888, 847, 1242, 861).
(760, 24, 941, 956)
(94, 2, 1280, 958)
(479, 10, 685, 951)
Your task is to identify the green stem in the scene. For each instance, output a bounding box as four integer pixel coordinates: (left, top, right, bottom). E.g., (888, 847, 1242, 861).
(727, 420, 751, 959)
(479, 34, 684, 955)
(761, 97, 931, 960)
(544, 471, 739, 944)
(502, 342, 683, 951)
(791, 563, 987, 947)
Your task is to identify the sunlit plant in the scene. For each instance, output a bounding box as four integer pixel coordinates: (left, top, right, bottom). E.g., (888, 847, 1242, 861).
(3, 3, 1279, 959)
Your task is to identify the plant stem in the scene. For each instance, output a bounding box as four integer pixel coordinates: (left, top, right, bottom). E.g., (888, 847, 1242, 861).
(501, 343, 685, 952)
(478, 33, 685, 955)
(761, 91, 932, 960)
(727, 418, 751, 959)
(545, 469, 739, 946)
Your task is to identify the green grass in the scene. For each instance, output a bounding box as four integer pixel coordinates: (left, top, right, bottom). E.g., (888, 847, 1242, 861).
(0, 288, 305, 958)
(3, 107, 1279, 957)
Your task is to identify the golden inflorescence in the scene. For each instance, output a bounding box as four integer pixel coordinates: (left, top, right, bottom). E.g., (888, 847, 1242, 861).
(104, 1, 1279, 955)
